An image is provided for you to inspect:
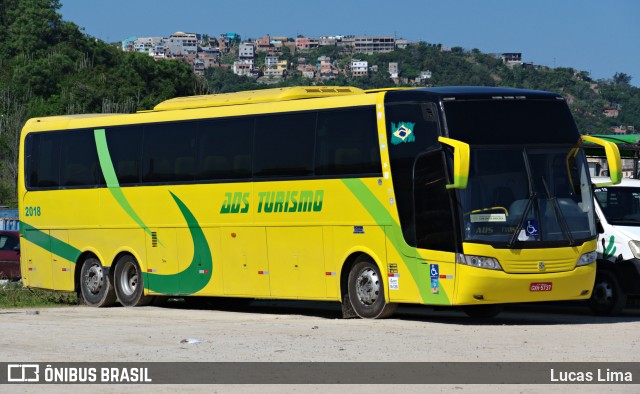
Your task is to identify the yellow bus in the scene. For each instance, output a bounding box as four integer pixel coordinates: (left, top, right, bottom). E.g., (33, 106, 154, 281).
(18, 86, 621, 318)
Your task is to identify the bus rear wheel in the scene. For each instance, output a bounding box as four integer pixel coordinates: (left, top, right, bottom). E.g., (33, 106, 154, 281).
(114, 255, 153, 307)
(80, 256, 116, 307)
(347, 256, 396, 319)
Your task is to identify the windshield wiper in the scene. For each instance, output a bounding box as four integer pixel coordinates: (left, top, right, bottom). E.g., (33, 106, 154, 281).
(508, 192, 536, 247)
(509, 148, 537, 247)
(541, 177, 575, 245)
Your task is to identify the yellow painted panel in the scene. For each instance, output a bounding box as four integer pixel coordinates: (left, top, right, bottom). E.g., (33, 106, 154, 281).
(385, 236, 420, 303)
(145, 228, 179, 295)
(50, 230, 73, 291)
(322, 227, 339, 299)
(267, 227, 325, 299)
(221, 227, 269, 296)
(198, 227, 224, 296)
(22, 190, 101, 230)
(332, 225, 388, 299)
(23, 229, 53, 290)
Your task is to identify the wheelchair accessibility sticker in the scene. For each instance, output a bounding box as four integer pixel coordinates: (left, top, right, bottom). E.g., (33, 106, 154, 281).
(525, 219, 539, 237)
(430, 264, 439, 295)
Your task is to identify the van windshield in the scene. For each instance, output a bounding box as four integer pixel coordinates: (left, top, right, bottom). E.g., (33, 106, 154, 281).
(595, 186, 640, 226)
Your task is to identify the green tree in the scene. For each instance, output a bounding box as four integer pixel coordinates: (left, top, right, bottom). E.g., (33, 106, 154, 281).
(613, 72, 632, 86)
(3, 0, 63, 57)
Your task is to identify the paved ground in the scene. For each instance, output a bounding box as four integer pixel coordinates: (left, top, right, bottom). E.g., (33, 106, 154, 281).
(1, 299, 639, 393)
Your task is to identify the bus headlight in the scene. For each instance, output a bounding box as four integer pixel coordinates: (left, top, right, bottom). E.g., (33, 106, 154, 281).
(629, 241, 640, 259)
(456, 253, 503, 271)
(577, 251, 597, 266)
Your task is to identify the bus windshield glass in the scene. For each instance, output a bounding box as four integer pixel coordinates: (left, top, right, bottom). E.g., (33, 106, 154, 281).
(444, 98, 579, 145)
(456, 146, 595, 245)
(441, 98, 595, 246)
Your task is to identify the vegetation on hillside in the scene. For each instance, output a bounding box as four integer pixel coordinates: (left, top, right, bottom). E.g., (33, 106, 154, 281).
(0, 0, 196, 205)
(0, 0, 638, 207)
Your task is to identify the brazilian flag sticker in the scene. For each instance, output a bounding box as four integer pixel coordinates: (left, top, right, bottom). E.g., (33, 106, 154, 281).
(391, 122, 415, 145)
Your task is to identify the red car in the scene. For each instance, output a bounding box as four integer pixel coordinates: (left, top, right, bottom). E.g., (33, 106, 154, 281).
(0, 230, 20, 280)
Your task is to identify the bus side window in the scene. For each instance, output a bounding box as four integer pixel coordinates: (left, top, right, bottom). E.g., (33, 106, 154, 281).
(334, 148, 363, 172)
(253, 112, 316, 178)
(199, 156, 230, 179)
(174, 157, 195, 179)
(315, 107, 380, 177)
(233, 155, 252, 178)
(59, 130, 102, 187)
(117, 161, 138, 184)
(143, 122, 196, 183)
(197, 117, 252, 181)
(26, 133, 61, 189)
(106, 126, 143, 185)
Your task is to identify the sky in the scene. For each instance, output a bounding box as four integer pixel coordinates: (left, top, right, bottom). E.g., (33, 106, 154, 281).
(59, 0, 639, 86)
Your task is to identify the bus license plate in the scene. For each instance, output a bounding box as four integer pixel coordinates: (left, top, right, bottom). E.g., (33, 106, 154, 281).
(530, 282, 552, 292)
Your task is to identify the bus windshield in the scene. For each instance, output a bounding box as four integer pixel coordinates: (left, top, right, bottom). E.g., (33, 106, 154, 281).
(458, 146, 596, 245)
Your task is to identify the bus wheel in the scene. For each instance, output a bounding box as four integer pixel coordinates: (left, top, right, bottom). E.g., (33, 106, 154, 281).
(347, 256, 396, 319)
(114, 255, 153, 307)
(462, 304, 503, 318)
(588, 270, 626, 316)
(80, 256, 116, 307)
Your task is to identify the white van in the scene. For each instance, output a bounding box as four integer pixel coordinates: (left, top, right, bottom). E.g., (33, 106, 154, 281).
(591, 176, 640, 315)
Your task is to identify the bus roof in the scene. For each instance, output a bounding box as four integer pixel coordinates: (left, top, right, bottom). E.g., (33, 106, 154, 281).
(21, 86, 568, 132)
(385, 86, 563, 102)
(153, 86, 366, 111)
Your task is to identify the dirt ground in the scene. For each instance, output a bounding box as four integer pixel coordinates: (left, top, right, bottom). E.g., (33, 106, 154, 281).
(1, 300, 640, 393)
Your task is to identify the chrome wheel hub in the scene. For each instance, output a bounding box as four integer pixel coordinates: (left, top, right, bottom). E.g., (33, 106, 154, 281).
(85, 265, 103, 294)
(119, 262, 138, 296)
(355, 268, 380, 305)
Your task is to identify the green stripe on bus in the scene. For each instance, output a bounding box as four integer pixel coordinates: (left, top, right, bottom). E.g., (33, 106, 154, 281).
(145, 191, 213, 294)
(21, 222, 82, 264)
(94, 128, 154, 238)
(341, 178, 450, 304)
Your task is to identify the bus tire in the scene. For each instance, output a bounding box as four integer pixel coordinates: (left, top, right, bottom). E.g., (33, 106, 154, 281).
(462, 304, 503, 318)
(80, 256, 116, 307)
(588, 270, 626, 316)
(347, 256, 396, 319)
(114, 254, 153, 307)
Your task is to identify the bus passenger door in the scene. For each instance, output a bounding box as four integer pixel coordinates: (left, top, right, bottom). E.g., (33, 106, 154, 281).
(22, 229, 53, 290)
(389, 150, 458, 305)
(50, 230, 73, 291)
(221, 227, 270, 296)
(267, 227, 325, 299)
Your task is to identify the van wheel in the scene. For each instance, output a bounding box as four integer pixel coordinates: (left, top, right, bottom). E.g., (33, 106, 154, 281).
(347, 256, 396, 319)
(80, 256, 116, 307)
(589, 270, 626, 316)
(114, 255, 153, 307)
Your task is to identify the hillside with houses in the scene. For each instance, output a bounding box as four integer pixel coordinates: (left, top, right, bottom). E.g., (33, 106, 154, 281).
(0, 0, 639, 205)
(120, 31, 639, 138)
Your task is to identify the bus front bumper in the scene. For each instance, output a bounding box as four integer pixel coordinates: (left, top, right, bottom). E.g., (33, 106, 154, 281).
(453, 263, 597, 305)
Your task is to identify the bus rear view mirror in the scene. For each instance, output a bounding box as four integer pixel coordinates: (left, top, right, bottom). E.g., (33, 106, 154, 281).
(581, 135, 622, 187)
(438, 136, 470, 189)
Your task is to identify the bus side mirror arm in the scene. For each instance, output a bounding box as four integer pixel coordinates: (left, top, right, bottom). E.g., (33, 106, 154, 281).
(581, 135, 622, 187)
(438, 136, 470, 190)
